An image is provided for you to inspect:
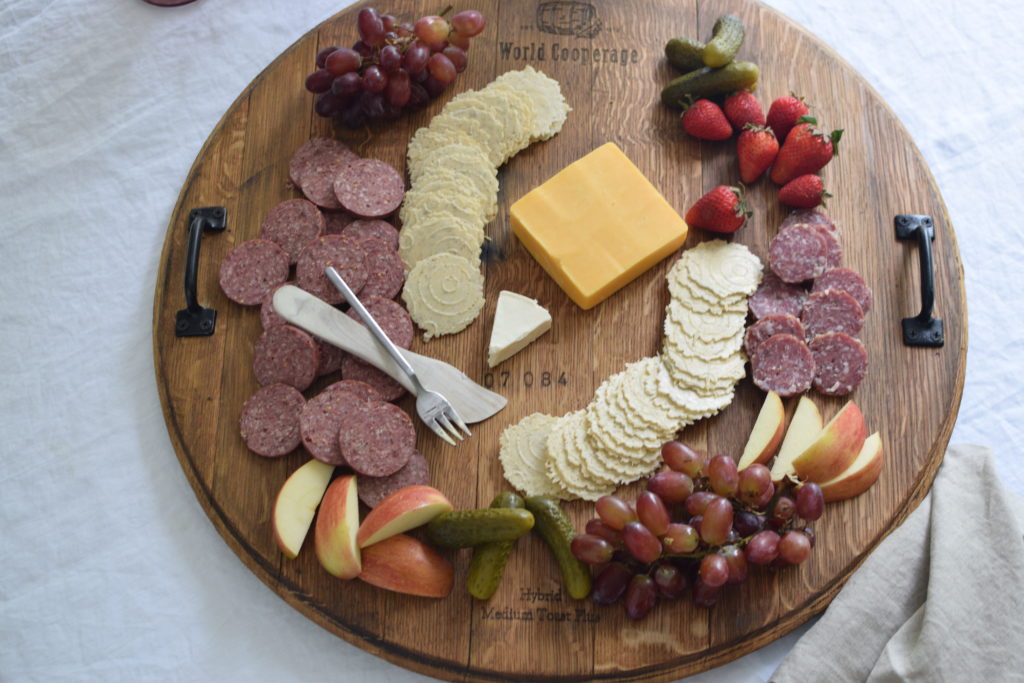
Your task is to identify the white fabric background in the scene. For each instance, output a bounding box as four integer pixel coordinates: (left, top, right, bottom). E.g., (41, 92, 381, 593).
(1, 1, 1022, 681)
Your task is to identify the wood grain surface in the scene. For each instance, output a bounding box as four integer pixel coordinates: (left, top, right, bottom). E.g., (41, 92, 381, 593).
(152, 0, 967, 679)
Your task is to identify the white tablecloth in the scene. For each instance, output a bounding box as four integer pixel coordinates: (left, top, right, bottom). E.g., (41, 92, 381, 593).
(2, 1, 1022, 681)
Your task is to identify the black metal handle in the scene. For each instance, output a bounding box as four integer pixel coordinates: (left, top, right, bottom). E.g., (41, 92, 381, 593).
(895, 214, 943, 347)
(175, 206, 226, 337)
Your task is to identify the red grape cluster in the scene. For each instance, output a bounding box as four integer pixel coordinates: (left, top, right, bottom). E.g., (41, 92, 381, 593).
(570, 441, 824, 620)
(304, 7, 486, 127)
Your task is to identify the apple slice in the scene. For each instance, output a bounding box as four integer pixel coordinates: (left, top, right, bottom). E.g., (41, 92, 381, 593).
(356, 485, 453, 548)
(358, 534, 454, 598)
(737, 391, 785, 471)
(819, 432, 884, 502)
(792, 400, 867, 483)
(770, 396, 823, 483)
(314, 475, 361, 579)
(273, 459, 335, 559)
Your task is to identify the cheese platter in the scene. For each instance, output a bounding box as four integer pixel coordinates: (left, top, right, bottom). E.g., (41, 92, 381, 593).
(152, 0, 966, 679)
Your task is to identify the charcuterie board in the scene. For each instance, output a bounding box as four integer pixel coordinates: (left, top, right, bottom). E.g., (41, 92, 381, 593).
(152, 0, 966, 679)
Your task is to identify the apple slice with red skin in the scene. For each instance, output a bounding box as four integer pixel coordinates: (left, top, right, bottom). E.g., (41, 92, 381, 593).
(356, 485, 453, 548)
(273, 459, 335, 559)
(358, 534, 454, 598)
(820, 432, 884, 502)
(314, 475, 361, 579)
(792, 400, 867, 483)
(737, 391, 785, 471)
(770, 395, 822, 484)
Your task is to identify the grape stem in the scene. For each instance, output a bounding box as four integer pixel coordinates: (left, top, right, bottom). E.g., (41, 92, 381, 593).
(439, 5, 453, 18)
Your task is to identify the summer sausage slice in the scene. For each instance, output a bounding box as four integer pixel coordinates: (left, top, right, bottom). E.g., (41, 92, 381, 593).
(345, 296, 414, 349)
(295, 234, 368, 304)
(812, 267, 873, 314)
(809, 332, 868, 396)
(358, 238, 406, 300)
(333, 158, 405, 218)
(750, 333, 815, 398)
(315, 338, 345, 377)
(259, 199, 326, 264)
(342, 219, 400, 251)
(769, 224, 828, 284)
(357, 450, 430, 508)
(239, 384, 305, 458)
(299, 381, 373, 465)
(748, 272, 807, 320)
(323, 210, 356, 235)
(338, 401, 416, 477)
(783, 221, 843, 269)
(801, 289, 865, 340)
(330, 379, 383, 403)
(744, 314, 806, 357)
(252, 324, 320, 391)
(300, 154, 351, 210)
(780, 208, 838, 235)
(218, 239, 290, 306)
(341, 354, 406, 402)
(259, 282, 292, 330)
(289, 138, 358, 188)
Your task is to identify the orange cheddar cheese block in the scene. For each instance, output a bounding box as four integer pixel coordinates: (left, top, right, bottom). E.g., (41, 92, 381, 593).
(510, 142, 688, 310)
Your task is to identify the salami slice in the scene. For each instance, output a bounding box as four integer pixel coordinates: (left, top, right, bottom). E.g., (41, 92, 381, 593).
(769, 224, 828, 284)
(289, 138, 358, 189)
(299, 381, 374, 465)
(801, 289, 864, 340)
(780, 208, 838, 235)
(333, 158, 405, 218)
(252, 324, 320, 391)
(748, 272, 807, 320)
(341, 354, 406, 402)
(357, 450, 430, 508)
(338, 401, 416, 477)
(259, 282, 292, 330)
(295, 234, 368, 304)
(239, 384, 305, 458)
(259, 199, 326, 264)
(784, 221, 843, 269)
(324, 210, 356, 235)
(744, 314, 806, 357)
(342, 219, 400, 251)
(812, 267, 873, 314)
(218, 239, 289, 306)
(809, 332, 868, 396)
(750, 333, 815, 398)
(315, 338, 345, 377)
(357, 238, 406, 300)
(345, 296, 414, 349)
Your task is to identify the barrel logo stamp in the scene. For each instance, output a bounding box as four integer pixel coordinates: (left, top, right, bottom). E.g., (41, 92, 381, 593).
(536, 1, 602, 39)
(477, 585, 602, 624)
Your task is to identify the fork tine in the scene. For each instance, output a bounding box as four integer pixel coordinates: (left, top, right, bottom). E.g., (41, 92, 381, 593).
(428, 419, 457, 446)
(435, 413, 465, 442)
(445, 408, 471, 437)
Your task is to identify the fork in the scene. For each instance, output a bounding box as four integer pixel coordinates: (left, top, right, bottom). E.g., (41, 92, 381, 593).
(325, 266, 471, 446)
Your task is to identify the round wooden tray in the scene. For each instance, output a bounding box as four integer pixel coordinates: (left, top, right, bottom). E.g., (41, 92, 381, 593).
(152, 0, 966, 679)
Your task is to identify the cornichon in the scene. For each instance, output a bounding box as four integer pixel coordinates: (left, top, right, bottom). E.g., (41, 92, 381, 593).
(660, 62, 759, 109)
(703, 14, 745, 67)
(466, 492, 526, 600)
(426, 507, 534, 549)
(664, 37, 706, 73)
(524, 496, 591, 600)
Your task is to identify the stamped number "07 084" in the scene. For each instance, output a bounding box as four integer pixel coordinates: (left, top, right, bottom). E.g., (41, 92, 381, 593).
(482, 370, 569, 389)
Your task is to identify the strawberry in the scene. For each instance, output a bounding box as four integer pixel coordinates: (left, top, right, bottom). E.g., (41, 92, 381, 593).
(680, 99, 733, 141)
(736, 125, 778, 184)
(766, 95, 810, 143)
(685, 185, 752, 234)
(723, 91, 765, 131)
(770, 116, 843, 185)
(778, 174, 831, 208)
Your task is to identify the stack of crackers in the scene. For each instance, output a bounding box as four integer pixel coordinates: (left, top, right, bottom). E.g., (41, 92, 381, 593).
(400, 67, 571, 340)
(500, 240, 763, 501)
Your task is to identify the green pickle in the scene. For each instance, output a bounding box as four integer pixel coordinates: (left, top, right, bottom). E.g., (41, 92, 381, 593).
(426, 507, 534, 549)
(525, 496, 591, 600)
(703, 14, 745, 67)
(665, 37, 706, 73)
(466, 492, 526, 600)
(660, 62, 759, 108)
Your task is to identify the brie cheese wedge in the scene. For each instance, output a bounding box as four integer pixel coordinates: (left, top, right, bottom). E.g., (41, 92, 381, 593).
(487, 291, 552, 367)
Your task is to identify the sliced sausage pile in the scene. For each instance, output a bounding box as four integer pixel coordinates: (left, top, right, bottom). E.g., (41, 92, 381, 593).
(222, 138, 429, 506)
(746, 209, 872, 397)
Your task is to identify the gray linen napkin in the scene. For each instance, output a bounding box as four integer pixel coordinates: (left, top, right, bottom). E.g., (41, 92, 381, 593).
(771, 444, 1024, 682)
